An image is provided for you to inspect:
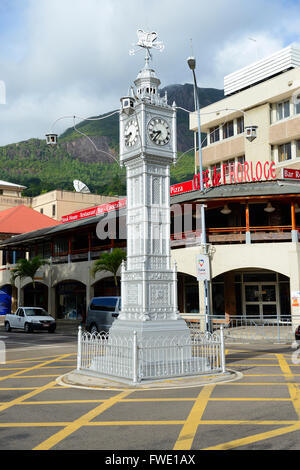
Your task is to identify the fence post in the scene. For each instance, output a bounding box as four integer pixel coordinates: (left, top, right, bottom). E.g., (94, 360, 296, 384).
(77, 325, 82, 371)
(133, 330, 138, 384)
(220, 325, 226, 373)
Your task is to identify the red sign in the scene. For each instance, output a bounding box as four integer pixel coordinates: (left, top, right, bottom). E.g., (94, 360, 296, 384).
(281, 168, 300, 180)
(96, 198, 127, 215)
(61, 198, 127, 223)
(170, 180, 194, 195)
(193, 161, 277, 190)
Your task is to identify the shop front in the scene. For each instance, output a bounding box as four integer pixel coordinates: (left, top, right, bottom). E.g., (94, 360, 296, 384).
(23, 282, 48, 311)
(55, 281, 86, 321)
(212, 269, 291, 320)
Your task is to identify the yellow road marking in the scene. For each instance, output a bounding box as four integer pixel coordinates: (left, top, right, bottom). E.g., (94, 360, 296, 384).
(204, 423, 300, 450)
(203, 354, 300, 450)
(209, 398, 290, 401)
(120, 398, 195, 402)
(0, 354, 72, 413)
(0, 422, 70, 427)
(0, 354, 73, 382)
(277, 354, 300, 420)
(0, 419, 298, 429)
(33, 390, 133, 450)
(173, 385, 214, 450)
(18, 400, 106, 405)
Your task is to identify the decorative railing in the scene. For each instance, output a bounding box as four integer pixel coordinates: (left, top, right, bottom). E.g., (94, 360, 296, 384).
(77, 327, 226, 383)
(171, 225, 300, 247)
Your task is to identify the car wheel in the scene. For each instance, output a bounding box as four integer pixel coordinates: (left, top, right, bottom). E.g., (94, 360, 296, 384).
(4, 322, 11, 332)
(24, 323, 33, 333)
(90, 324, 98, 334)
(48, 326, 56, 333)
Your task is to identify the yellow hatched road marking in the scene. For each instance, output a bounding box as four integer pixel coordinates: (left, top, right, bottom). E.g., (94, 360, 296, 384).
(0, 354, 73, 383)
(173, 385, 215, 450)
(201, 353, 300, 450)
(0, 354, 72, 413)
(33, 390, 133, 450)
(277, 354, 300, 420)
(204, 423, 300, 450)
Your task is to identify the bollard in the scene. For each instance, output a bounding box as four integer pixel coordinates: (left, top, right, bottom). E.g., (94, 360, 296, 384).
(77, 325, 82, 371)
(220, 325, 226, 374)
(133, 330, 138, 384)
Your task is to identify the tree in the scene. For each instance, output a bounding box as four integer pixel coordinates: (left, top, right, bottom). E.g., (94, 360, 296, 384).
(91, 248, 126, 293)
(10, 256, 49, 289)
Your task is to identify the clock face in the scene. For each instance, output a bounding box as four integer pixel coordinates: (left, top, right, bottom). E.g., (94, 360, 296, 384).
(148, 118, 171, 146)
(124, 119, 139, 147)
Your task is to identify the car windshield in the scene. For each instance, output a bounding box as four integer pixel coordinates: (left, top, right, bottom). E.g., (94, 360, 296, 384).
(25, 309, 49, 317)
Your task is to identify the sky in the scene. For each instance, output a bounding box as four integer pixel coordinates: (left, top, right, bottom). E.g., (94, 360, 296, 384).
(0, 0, 300, 146)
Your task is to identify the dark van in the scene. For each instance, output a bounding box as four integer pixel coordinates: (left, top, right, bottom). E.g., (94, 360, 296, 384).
(86, 296, 121, 333)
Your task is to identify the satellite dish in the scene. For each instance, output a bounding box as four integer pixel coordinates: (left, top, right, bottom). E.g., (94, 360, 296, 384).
(73, 180, 91, 194)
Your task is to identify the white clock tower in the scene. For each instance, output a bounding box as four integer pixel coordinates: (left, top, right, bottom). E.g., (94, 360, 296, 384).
(110, 31, 190, 347)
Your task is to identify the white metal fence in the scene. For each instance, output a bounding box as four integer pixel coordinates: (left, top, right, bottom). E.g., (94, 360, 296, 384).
(184, 315, 300, 344)
(77, 326, 226, 383)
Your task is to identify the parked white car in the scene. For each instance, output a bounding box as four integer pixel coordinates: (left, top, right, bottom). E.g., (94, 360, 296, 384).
(5, 307, 56, 333)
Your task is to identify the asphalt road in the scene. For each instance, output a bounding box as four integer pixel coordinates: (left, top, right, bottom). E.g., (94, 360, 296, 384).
(0, 326, 299, 453)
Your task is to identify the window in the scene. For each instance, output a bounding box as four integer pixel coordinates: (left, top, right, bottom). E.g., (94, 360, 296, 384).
(294, 94, 300, 115)
(296, 140, 300, 158)
(237, 155, 245, 165)
(209, 126, 220, 143)
(271, 145, 275, 162)
(90, 297, 118, 312)
(40, 208, 44, 214)
(276, 100, 290, 121)
(278, 142, 292, 162)
(52, 204, 56, 217)
(237, 116, 244, 134)
(223, 120, 234, 139)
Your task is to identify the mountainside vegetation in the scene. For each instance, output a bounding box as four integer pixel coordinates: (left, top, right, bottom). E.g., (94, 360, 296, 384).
(0, 84, 224, 197)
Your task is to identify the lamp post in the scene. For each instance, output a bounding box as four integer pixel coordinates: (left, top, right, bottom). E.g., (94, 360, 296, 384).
(187, 56, 211, 332)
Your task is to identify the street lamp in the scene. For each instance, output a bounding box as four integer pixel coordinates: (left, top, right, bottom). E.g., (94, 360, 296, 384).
(187, 56, 211, 332)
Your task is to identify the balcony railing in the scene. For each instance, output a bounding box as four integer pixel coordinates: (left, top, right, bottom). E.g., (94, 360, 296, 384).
(171, 225, 300, 247)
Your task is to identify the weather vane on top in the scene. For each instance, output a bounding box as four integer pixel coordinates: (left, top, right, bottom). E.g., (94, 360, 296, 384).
(129, 29, 164, 60)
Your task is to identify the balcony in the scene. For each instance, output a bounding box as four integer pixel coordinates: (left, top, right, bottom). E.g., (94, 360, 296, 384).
(171, 225, 298, 248)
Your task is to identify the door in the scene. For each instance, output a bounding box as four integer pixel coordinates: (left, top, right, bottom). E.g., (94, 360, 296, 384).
(243, 282, 279, 318)
(16, 308, 26, 328)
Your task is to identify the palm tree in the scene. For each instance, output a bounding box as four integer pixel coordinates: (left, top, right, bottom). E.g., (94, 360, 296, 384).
(10, 255, 49, 290)
(91, 248, 126, 294)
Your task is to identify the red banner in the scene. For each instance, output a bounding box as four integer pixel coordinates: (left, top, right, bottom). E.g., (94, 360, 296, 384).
(281, 168, 300, 180)
(170, 180, 194, 195)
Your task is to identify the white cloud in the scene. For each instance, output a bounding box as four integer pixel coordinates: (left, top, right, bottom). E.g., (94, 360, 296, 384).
(0, 0, 298, 145)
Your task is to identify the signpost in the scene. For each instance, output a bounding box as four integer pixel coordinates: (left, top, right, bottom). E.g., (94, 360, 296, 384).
(196, 254, 210, 281)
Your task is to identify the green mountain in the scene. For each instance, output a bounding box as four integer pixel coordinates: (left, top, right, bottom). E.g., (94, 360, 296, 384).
(0, 84, 224, 197)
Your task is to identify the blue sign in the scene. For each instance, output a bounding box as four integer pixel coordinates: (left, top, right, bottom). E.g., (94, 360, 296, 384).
(0, 286, 12, 316)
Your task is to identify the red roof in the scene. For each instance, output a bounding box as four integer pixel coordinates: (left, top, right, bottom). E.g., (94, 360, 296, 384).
(0, 205, 59, 234)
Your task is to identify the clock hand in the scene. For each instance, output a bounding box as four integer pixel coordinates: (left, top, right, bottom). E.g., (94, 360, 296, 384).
(153, 130, 161, 140)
